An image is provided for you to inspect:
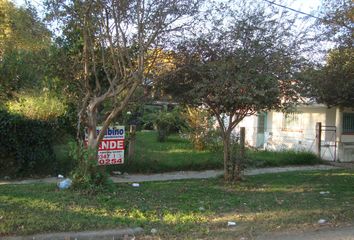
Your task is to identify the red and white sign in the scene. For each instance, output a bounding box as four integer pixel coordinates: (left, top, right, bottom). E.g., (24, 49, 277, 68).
(86, 126, 125, 165)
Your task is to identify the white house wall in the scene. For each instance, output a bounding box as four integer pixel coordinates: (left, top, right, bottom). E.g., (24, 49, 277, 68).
(229, 106, 354, 162)
(236, 106, 339, 161)
(234, 115, 258, 146)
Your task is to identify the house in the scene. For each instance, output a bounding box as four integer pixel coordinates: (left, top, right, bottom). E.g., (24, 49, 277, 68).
(235, 104, 354, 162)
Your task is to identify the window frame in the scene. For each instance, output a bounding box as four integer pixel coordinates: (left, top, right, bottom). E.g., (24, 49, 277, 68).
(343, 112, 354, 134)
(281, 112, 303, 132)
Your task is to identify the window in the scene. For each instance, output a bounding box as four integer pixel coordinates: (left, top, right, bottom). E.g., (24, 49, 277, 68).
(282, 113, 302, 131)
(343, 113, 354, 134)
(257, 113, 266, 133)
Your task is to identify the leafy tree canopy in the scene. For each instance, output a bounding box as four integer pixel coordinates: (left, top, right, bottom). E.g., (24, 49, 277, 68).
(0, 0, 50, 56)
(317, 0, 353, 47)
(159, 1, 306, 181)
(302, 47, 354, 107)
(302, 0, 354, 107)
(0, 0, 52, 103)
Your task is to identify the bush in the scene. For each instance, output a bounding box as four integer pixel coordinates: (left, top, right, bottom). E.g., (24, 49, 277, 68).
(246, 150, 323, 168)
(0, 110, 64, 177)
(139, 106, 186, 142)
(6, 92, 67, 121)
(139, 105, 162, 130)
(182, 106, 221, 151)
(154, 110, 175, 142)
(69, 141, 113, 194)
(155, 108, 187, 142)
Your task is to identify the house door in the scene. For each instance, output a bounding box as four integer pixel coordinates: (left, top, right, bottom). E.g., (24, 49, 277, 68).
(256, 113, 267, 148)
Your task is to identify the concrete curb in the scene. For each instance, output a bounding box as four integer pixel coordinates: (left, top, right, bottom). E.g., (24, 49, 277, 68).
(1, 227, 144, 240)
(256, 226, 354, 240)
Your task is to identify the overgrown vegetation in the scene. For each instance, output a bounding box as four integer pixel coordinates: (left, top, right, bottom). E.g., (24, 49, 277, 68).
(247, 150, 323, 168)
(6, 92, 67, 120)
(110, 131, 322, 174)
(0, 110, 57, 177)
(112, 131, 223, 173)
(160, 2, 307, 181)
(182, 106, 216, 150)
(0, 121, 322, 178)
(69, 142, 113, 194)
(0, 1, 76, 178)
(0, 101, 74, 178)
(1, 169, 353, 239)
(144, 107, 186, 142)
(0, 0, 349, 189)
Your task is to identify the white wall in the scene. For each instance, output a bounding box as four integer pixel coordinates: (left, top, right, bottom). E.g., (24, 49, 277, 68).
(230, 106, 354, 162)
(236, 106, 339, 161)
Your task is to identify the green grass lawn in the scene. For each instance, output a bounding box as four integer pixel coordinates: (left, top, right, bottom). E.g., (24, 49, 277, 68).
(52, 131, 323, 175)
(1, 169, 353, 239)
(110, 131, 223, 173)
(108, 131, 322, 174)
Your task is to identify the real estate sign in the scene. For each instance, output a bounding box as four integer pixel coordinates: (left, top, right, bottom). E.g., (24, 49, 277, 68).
(85, 126, 125, 165)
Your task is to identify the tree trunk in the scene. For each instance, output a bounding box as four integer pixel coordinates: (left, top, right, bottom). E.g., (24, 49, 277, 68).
(86, 104, 98, 150)
(222, 131, 232, 181)
(80, 104, 109, 184)
(234, 127, 245, 181)
(86, 105, 106, 174)
(222, 128, 246, 182)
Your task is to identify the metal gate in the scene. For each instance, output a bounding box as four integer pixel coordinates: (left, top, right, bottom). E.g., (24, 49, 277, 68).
(317, 125, 337, 161)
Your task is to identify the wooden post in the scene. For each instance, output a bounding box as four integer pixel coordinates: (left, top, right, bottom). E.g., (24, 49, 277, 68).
(128, 125, 136, 159)
(235, 127, 245, 181)
(240, 127, 245, 159)
(316, 122, 322, 158)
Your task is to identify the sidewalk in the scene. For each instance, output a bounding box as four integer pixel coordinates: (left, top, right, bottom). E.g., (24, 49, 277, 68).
(0, 165, 340, 185)
(111, 164, 338, 183)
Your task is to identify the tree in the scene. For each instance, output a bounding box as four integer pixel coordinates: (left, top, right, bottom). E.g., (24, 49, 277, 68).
(0, 0, 51, 102)
(316, 0, 353, 47)
(0, 1, 50, 57)
(302, 0, 353, 107)
(160, 2, 304, 181)
(46, 0, 203, 183)
(302, 47, 354, 107)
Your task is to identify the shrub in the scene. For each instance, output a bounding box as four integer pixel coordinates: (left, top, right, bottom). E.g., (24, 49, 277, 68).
(69, 141, 113, 194)
(0, 110, 58, 177)
(6, 92, 67, 120)
(246, 150, 323, 168)
(155, 107, 187, 142)
(182, 106, 221, 151)
(139, 105, 163, 130)
(154, 110, 175, 142)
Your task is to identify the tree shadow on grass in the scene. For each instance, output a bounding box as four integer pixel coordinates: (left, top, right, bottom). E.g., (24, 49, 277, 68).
(1, 169, 354, 238)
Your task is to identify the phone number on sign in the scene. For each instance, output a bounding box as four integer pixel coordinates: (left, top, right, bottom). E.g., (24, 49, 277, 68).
(98, 158, 123, 165)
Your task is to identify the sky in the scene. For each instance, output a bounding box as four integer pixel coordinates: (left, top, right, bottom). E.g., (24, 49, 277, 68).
(288, 0, 321, 13)
(10, 0, 328, 64)
(11, 0, 326, 58)
(12, 0, 322, 17)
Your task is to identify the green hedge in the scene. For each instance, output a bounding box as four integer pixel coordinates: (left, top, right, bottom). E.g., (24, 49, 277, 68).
(0, 110, 62, 177)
